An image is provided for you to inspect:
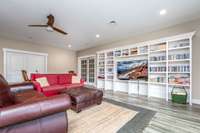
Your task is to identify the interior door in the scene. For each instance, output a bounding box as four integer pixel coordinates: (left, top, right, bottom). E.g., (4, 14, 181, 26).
(6, 52, 25, 82)
(5, 50, 47, 83)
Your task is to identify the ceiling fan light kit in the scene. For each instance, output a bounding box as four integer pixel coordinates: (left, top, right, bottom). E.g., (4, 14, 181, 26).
(46, 26, 54, 32)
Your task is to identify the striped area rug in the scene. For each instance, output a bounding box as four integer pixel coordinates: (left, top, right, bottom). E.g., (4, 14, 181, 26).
(68, 101, 137, 133)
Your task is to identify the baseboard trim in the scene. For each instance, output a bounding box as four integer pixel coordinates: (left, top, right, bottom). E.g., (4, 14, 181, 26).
(192, 99, 200, 105)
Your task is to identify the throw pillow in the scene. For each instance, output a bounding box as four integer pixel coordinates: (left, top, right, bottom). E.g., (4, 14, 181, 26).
(36, 77, 49, 87)
(72, 76, 80, 84)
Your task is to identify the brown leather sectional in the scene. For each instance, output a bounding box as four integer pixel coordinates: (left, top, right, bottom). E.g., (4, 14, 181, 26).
(0, 75, 71, 133)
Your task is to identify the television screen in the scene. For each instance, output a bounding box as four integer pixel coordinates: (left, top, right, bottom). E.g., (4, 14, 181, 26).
(117, 59, 148, 80)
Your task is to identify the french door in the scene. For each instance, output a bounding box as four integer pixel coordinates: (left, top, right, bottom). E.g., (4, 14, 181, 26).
(79, 56, 96, 86)
(3, 49, 47, 83)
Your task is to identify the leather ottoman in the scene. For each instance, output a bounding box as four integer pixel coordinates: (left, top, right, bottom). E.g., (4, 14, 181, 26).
(62, 87, 103, 113)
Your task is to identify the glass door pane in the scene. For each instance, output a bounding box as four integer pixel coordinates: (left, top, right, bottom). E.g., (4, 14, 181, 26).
(81, 59, 87, 82)
(88, 58, 95, 83)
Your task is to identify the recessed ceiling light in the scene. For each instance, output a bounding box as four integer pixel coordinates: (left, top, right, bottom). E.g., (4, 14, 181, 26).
(160, 9, 167, 15)
(68, 44, 72, 48)
(96, 34, 100, 38)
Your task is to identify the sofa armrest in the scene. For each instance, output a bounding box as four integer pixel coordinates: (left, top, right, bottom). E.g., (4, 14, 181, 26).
(9, 82, 34, 93)
(32, 81, 43, 92)
(0, 94, 71, 128)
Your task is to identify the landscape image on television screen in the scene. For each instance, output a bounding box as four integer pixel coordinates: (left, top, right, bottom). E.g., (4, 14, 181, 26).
(117, 59, 148, 80)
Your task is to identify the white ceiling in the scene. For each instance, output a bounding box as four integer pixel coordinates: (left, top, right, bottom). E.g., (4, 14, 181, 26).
(0, 0, 200, 51)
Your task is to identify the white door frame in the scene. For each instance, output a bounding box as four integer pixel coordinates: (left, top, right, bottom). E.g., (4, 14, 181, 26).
(3, 48, 48, 78)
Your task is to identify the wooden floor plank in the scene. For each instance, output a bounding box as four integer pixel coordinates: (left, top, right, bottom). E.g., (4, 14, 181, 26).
(104, 91, 200, 133)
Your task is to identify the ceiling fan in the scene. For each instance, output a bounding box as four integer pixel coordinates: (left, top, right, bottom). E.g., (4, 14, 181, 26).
(28, 14, 68, 35)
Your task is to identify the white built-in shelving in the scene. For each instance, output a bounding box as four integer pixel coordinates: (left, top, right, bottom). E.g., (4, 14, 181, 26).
(95, 32, 195, 105)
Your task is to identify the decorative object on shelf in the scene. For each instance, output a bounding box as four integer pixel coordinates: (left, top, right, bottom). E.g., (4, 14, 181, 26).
(150, 43, 166, 52)
(115, 50, 121, 57)
(130, 48, 138, 55)
(138, 46, 148, 54)
(149, 76, 166, 83)
(168, 39, 190, 49)
(171, 87, 187, 104)
(117, 60, 148, 80)
(168, 74, 190, 85)
(122, 49, 129, 56)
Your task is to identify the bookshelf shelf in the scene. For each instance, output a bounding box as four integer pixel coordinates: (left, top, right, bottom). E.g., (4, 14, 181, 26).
(149, 60, 166, 63)
(168, 46, 190, 51)
(168, 59, 190, 62)
(150, 49, 166, 53)
(149, 82, 166, 85)
(168, 84, 190, 87)
(95, 31, 195, 105)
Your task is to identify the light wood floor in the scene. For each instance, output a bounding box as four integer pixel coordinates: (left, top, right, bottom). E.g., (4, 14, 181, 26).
(104, 91, 200, 133)
(68, 102, 137, 133)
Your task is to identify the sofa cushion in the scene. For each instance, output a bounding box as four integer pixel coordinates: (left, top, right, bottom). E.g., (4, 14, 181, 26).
(58, 74, 72, 84)
(72, 76, 81, 84)
(45, 75, 58, 85)
(0, 75, 14, 107)
(43, 85, 67, 92)
(36, 77, 49, 87)
(31, 74, 58, 85)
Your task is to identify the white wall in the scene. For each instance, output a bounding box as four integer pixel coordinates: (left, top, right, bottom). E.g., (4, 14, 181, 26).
(0, 37, 77, 74)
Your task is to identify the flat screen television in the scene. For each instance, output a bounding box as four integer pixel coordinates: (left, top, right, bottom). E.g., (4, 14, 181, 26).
(117, 59, 148, 80)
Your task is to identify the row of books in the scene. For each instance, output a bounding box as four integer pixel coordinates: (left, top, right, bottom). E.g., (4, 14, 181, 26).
(150, 66, 166, 72)
(168, 65, 190, 73)
(168, 53, 189, 60)
(150, 55, 166, 61)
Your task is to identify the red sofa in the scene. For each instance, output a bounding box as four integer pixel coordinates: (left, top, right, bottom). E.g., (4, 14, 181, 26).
(31, 73, 84, 97)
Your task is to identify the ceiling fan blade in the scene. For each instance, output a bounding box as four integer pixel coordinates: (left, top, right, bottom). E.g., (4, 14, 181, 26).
(28, 25, 48, 27)
(52, 27, 68, 35)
